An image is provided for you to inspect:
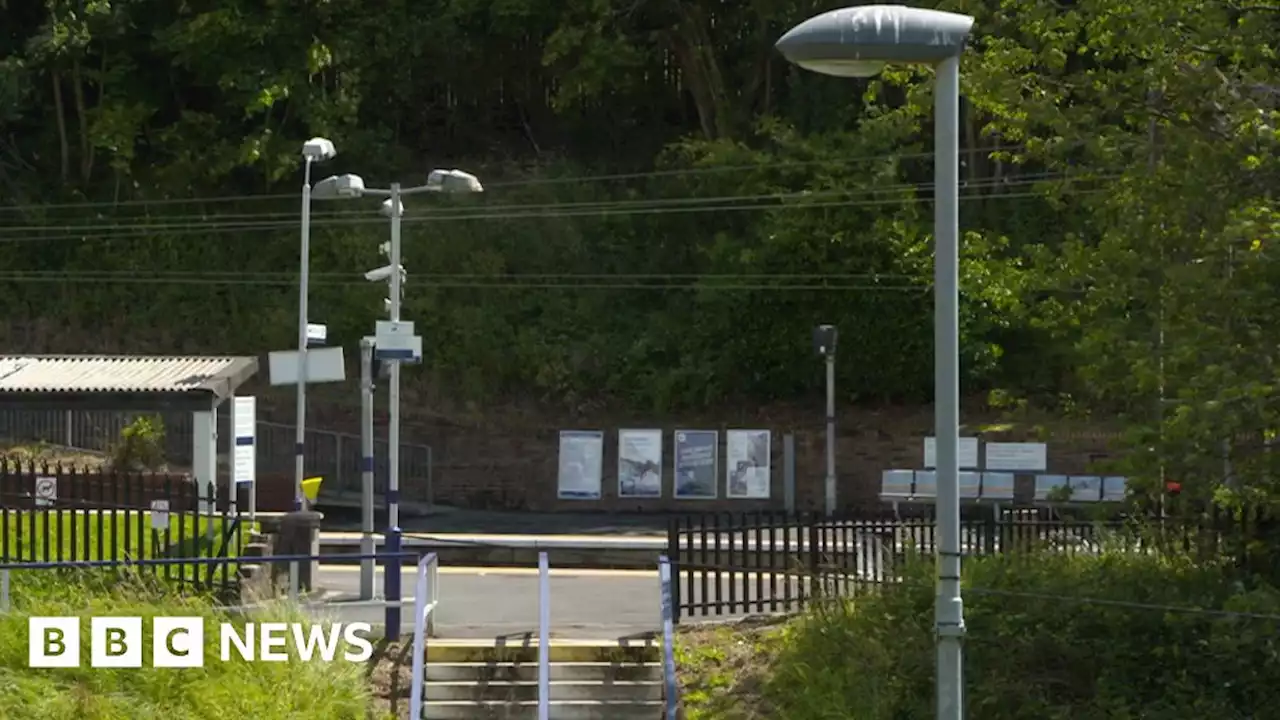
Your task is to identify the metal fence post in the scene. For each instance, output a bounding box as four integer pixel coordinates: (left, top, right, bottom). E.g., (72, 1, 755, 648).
(1, 569, 10, 613)
(783, 434, 796, 514)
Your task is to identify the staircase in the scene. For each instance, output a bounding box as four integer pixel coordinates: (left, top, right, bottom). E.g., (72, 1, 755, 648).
(423, 640, 666, 719)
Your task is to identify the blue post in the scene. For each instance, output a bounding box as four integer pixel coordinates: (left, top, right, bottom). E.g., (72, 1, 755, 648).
(385, 527, 402, 637)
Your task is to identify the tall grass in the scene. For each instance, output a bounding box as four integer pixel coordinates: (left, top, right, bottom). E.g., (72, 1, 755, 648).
(0, 573, 384, 720)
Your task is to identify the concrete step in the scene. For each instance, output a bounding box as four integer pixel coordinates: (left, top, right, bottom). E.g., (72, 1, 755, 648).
(242, 542, 270, 558)
(426, 679, 663, 702)
(426, 661, 662, 682)
(421, 699, 664, 719)
(426, 640, 661, 665)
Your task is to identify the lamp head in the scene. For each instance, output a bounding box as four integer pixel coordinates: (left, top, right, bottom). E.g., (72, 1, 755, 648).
(426, 168, 484, 193)
(776, 5, 975, 77)
(312, 173, 365, 199)
(301, 137, 337, 161)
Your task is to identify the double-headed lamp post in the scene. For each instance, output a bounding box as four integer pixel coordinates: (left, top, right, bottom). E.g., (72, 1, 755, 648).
(296, 137, 337, 511)
(313, 168, 483, 636)
(776, 6, 975, 719)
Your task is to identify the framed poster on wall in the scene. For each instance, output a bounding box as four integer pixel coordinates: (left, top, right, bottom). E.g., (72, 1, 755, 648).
(558, 430, 603, 499)
(674, 430, 718, 499)
(618, 429, 663, 498)
(726, 429, 771, 499)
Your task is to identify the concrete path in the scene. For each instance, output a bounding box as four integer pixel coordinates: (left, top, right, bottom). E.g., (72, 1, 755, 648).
(305, 566, 815, 638)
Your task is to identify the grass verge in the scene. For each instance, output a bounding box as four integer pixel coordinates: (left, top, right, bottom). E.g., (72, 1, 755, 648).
(0, 571, 405, 720)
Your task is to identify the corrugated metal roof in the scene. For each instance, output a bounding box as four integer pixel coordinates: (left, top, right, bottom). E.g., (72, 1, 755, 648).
(0, 355, 256, 395)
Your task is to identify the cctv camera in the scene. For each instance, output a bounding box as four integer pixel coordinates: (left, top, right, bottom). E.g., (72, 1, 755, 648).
(379, 198, 404, 218)
(364, 264, 405, 282)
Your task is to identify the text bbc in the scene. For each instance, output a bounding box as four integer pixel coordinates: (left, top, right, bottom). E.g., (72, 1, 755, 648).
(28, 617, 375, 668)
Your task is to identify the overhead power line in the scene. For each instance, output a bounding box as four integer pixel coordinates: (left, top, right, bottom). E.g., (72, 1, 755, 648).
(0, 170, 1086, 232)
(0, 144, 1046, 216)
(0, 179, 1113, 246)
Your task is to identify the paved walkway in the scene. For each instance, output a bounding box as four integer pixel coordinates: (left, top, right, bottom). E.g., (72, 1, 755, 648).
(304, 566, 810, 638)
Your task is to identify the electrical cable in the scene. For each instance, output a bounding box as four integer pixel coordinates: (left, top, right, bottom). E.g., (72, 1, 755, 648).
(0, 169, 1084, 231)
(0, 144, 1043, 216)
(0, 184, 1112, 246)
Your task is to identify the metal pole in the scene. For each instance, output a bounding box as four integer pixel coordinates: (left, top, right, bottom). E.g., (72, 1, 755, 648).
(824, 353, 836, 515)
(934, 53, 966, 720)
(360, 338, 376, 600)
(783, 433, 796, 514)
(294, 157, 314, 512)
(384, 181, 403, 637)
(537, 552, 551, 720)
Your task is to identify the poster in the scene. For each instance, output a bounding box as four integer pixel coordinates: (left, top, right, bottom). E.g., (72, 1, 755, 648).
(557, 430, 603, 499)
(726, 429, 771, 499)
(674, 430, 718, 499)
(923, 436, 980, 469)
(618, 429, 663, 498)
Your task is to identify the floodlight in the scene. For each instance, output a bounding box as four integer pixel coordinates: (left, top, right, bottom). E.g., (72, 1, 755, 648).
(301, 137, 336, 161)
(313, 174, 365, 199)
(425, 169, 483, 193)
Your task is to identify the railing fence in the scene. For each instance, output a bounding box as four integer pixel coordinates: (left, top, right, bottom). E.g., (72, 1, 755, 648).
(666, 507, 1276, 624)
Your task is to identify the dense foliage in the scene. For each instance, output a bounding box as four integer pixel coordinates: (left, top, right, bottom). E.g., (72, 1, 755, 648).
(1, 1, 1278, 499)
(679, 550, 1280, 719)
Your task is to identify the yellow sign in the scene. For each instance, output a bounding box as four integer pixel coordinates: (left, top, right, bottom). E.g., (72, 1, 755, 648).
(301, 476, 323, 501)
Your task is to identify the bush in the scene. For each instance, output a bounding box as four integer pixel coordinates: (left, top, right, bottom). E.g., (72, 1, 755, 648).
(110, 416, 166, 472)
(758, 551, 1280, 719)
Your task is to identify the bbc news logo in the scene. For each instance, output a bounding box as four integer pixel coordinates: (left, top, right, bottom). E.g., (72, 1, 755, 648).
(28, 617, 374, 668)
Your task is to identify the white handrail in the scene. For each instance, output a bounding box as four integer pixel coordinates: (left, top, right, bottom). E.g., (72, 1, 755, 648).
(659, 556, 680, 718)
(537, 551, 551, 720)
(409, 552, 439, 720)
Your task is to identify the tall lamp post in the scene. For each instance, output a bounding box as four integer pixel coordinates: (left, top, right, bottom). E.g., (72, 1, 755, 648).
(296, 137, 337, 511)
(777, 7, 975, 719)
(313, 168, 483, 635)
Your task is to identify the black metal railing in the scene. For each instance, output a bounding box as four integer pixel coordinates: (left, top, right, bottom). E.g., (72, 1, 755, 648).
(0, 460, 246, 597)
(666, 506, 1277, 624)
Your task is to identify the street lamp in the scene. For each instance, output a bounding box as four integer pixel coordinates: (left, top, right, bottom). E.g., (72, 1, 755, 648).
(315, 168, 484, 635)
(812, 325, 838, 516)
(777, 6, 975, 719)
(295, 137, 337, 512)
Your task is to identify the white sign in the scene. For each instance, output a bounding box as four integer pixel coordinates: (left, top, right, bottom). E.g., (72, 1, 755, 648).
(984, 442, 1047, 471)
(557, 431, 603, 500)
(374, 320, 422, 362)
(726, 430, 771, 499)
(268, 347, 347, 385)
(150, 500, 170, 530)
(27, 617, 374, 667)
(923, 437, 979, 469)
(34, 477, 56, 507)
(232, 396, 256, 485)
(618, 429, 662, 498)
